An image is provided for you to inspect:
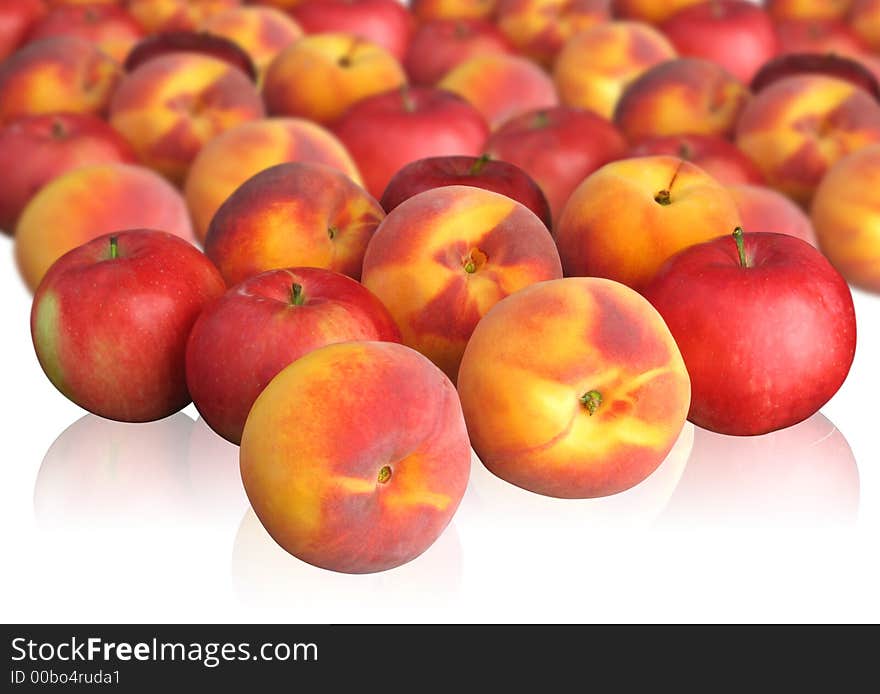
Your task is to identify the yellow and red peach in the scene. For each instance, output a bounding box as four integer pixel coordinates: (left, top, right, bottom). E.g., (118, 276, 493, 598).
(775, 18, 869, 56)
(555, 155, 742, 291)
(127, 0, 239, 33)
(735, 74, 880, 205)
(15, 163, 195, 291)
(361, 185, 563, 380)
(240, 340, 471, 574)
(766, 0, 852, 21)
(727, 183, 817, 246)
(199, 5, 304, 79)
(614, 58, 750, 140)
(457, 276, 691, 498)
(262, 33, 406, 124)
(0, 36, 121, 125)
(438, 53, 558, 130)
(610, 0, 704, 24)
(810, 143, 880, 291)
(205, 162, 385, 285)
(849, 0, 880, 49)
(552, 21, 677, 120)
(108, 52, 264, 185)
(495, 0, 609, 67)
(411, 0, 497, 21)
(184, 117, 362, 241)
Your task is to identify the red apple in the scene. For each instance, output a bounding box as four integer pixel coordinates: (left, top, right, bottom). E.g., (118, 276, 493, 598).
(0, 0, 46, 61)
(403, 18, 513, 86)
(291, 0, 415, 60)
(659, 0, 778, 84)
(379, 154, 552, 228)
(643, 229, 856, 436)
(484, 107, 627, 223)
(0, 113, 137, 234)
(625, 134, 765, 186)
(750, 52, 880, 99)
(31, 229, 227, 423)
(332, 86, 490, 198)
(186, 267, 402, 444)
(123, 30, 258, 81)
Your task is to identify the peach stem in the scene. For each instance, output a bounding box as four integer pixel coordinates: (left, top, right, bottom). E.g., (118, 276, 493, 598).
(579, 390, 602, 415)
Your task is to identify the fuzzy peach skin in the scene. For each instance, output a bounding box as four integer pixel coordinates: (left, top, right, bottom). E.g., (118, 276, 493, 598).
(411, 0, 497, 20)
(205, 162, 385, 285)
(457, 277, 690, 498)
(361, 185, 562, 380)
(495, 0, 609, 67)
(552, 21, 676, 120)
(184, 118, 362, 241)
(728, 183, 817, 246)
(127, 0, 240, 33)
(262, 33, 406, 124)
(555, 156, 742, 291)
(766, 0, 852, 20)
(811, 144, 880, 291)
(240, 340, 471, 574)
(610, 0, 704, 24)
(108, 53, 264, 185)
(614, 58, 750, 141)
(26, 3, 144, 63)
(0, 36, 121, 125)
(438, 53, 559, 130)
(15, 163, 195, 291)
(199, 6, 303, 79)
(735, 75, 880, 206)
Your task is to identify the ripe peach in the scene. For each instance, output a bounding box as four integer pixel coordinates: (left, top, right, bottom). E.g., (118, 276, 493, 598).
(199, 5, 304, 79)
(555, 155, 742, 291)
(262, 33, 406, 124)
(15, 163, 195, 291)
(766, 0, 852, 21)
(240, 340, 471, 574)
(205, 162, 384, 285)
(610, 0, 704, 24)
(735, 75, 880, 205)
(411, 0, 497, 21)
(850, 0, 880, 49)
(552, 21, 677, 120)
(108, 53, 264, 184)
(811, 143, 880, 291)
(457, 276, 691, 498)
(127, 0, 239, 33)
(614, 58, 750, 140)
(495, 0, 610, 67)
(438, 53, 558, 130)
(25, 3, 144, 63)
(184, 118, 362, 241)
(727, 183, 817, 246)
(0, 36, 121, 124)
(361, 185, 563, 380)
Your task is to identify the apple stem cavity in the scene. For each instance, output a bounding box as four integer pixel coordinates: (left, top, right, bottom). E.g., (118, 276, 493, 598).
(733, 227, 750, 268)
(109, 236, 118, 260)
(377, 465, 392, 484)
(469, 154, 491, 175)
(291, 282, 306, 306)
(400, 86, 416, 113)
(579, 390, 602, 416)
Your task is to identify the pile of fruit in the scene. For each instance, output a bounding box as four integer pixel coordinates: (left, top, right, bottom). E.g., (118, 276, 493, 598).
(1, 0, 875, 573)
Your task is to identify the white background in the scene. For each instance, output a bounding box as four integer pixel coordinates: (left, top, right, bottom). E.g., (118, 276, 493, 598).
(0, 231, 878, 624)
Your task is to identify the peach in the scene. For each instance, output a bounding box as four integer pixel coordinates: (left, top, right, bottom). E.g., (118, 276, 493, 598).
(810, 143, 880, 291)
(15, 163, 195, 291)
(205, 162, 384, 285)
(0, 36, 121, 125)
(199, 5, 305, 79)
(555, 155, 742, 291)
(766, 0, 852, 20)
(552, 21, 677, 120)
(127, 0, 239, 33)
(25, 3, 144, 63)
(184, 118, 362, 241)
(411, 0, 497, 21)
(437, 53, 559, 130)
(614, 58, 750, 140)
(610, 0, 704, 24)
(775, 18, 869, 56)
(262, 33, 406, 124)
(495, 0, 610, 67)
(108, 53, 264, 185)
(850, 0, 880, 49)
(735, 75, 880, 205)
(240, 340, 471, 574)
(361, 186, 562, 379)
(727, 183, 817, 246)
(457, 276, 691, 498)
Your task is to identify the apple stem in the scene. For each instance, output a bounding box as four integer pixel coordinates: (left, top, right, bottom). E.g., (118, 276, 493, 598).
(109, 236, 118, 259)
(469, 154, 490, 175)
(291, 282, 306, 306)
(733, 227, 749, 268)
(579, 390, 602, 415)
(400, 86, 416, 113)
(531, 110, 550, 129)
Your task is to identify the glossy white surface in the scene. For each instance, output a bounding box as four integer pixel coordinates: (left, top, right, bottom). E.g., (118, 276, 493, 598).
(1, 234, 878, 624)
